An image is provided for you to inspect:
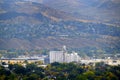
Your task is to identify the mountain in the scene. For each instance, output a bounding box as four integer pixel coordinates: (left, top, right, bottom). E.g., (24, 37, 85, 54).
(43, 0, 120, 26)
(0, 0, 74, 24)
(0, 0, 120, 55)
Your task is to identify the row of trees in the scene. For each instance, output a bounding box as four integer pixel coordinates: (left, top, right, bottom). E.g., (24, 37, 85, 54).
(1, 46, 119, 59)
(0, 49, 48, 58)
(0, 62, 120, 80)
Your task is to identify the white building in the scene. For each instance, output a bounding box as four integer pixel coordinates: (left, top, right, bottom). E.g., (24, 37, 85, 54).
(49, 46, 80, 63)
(49, 51, 64, 63)
(66, 52, 80, 63)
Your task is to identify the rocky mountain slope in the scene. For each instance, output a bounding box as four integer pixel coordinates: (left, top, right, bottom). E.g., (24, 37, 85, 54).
(0, 0, 120, 54)
(43, 0, 120, 26)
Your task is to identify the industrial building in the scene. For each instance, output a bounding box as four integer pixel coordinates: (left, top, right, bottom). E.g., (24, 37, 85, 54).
(49, 46, 80, 63)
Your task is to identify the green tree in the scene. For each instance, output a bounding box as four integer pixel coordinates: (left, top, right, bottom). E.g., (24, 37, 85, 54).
(26, 63, 37, 73)
(83, 71, 95, 80)
(13, 64, 26, 75)
(24, 74, 39, 80)
(76, 74, 87, 80)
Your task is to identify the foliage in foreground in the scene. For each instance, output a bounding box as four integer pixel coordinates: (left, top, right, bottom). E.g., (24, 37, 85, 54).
(0, 62, 120, 80)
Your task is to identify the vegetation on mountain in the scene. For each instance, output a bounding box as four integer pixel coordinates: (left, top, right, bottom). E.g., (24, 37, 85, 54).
(0, 0, 120, 55)
(0, 20, 120, 54)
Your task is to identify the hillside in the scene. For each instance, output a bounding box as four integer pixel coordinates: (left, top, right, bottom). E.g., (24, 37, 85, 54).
(43, 0, 120, 26)
(0, 0, 120, 55)
(0, 0, 73, 24)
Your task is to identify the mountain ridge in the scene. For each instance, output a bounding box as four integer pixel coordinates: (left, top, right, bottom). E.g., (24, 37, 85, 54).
(43, 0, 120, 26)
(0, 0, 120, 54)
